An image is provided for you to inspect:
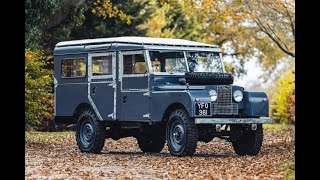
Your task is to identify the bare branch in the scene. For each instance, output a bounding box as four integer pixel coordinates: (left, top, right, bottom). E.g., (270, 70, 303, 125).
(246, 1, 294, 57)
(283, 0, 295, 38)
(216, 37, 229, 46)
(255, 19, 294, 57)
(265, 22, 291, 52)
(222, 52, 244, 56)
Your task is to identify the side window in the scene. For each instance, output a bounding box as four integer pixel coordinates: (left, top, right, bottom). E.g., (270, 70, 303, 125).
(92, 56, 112, 76)
(123, 54, 147, 74)
(61, 59, 86, 78)
(123, 55, 133, 74)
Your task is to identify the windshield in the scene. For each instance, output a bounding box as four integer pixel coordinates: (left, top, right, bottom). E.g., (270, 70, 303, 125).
(149, 51, 188, 73)
(186, 52, 224, 73)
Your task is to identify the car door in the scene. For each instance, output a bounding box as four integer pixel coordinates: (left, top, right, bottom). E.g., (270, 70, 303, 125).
(88, 52, 116, 120)
(118, 50, 150, 121)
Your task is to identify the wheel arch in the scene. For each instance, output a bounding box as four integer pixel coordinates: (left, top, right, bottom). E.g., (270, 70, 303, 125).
(73, 103, 93, 122)
(162, 102, 189, 123)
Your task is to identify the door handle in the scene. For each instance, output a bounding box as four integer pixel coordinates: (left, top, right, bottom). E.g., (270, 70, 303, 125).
(123, 96, 127, 103)
(92, 87, 97, 96)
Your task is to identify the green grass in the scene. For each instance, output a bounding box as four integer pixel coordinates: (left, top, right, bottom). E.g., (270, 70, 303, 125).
(280, 161, 295, 180)
(25, 131, 75, 143)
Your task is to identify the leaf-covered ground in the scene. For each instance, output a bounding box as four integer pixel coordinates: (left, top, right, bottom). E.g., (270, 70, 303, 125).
(25, 124, 294, 179)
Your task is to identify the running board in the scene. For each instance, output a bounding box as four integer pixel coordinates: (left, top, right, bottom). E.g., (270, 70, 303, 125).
(194, 118, 274, 124)
(67, 124, 77, 128)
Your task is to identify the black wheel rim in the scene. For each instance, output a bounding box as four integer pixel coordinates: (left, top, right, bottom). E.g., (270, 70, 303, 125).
(169, 118, 185, 152)
(79, 118, 94, 147)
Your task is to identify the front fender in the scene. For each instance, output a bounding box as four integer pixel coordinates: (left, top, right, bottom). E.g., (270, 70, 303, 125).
(242, 91, 269, 117)
(150, 90, 210, 122)
(150, 91, 192, 122)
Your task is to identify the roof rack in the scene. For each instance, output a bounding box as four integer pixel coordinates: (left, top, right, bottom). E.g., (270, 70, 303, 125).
(56, 36, 218, 48)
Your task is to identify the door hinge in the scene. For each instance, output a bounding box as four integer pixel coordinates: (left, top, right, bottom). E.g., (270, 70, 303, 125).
(108, 113, 116, 119)
(143, 113, 150, 118)
(108, 82, 116, 88)
(143, 92, 150, 96)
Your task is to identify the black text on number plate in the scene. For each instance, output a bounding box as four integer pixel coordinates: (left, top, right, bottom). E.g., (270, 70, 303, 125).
(195, 102, 211, 116)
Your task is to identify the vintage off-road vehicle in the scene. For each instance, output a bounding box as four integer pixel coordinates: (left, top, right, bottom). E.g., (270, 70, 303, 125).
(54, 37, 273, 156)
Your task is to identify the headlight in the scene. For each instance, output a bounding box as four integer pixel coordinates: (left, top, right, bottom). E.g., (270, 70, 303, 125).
(208, 90, 217, 102)
(233, 90, 243, 102)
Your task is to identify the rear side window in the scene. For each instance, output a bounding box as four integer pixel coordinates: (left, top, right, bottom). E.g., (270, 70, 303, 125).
(61, 59, 86, 78)
(92, 56, 112, 76)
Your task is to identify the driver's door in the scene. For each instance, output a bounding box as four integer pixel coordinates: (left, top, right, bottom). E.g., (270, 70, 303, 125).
(118, 51, 150, 121)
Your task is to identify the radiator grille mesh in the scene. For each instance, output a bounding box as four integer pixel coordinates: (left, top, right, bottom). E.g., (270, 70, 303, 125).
(212, 85, 238, 115)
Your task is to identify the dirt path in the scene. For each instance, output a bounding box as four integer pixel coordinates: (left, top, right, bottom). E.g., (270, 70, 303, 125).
(25, 126, 294, 179)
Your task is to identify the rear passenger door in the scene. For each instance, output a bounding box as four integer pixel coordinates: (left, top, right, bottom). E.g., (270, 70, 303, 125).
(88, 52, 116, 120)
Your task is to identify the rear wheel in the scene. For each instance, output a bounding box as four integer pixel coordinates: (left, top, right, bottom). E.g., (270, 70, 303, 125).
(137, 135, 165, 153)
(231, 124, 263, 156)
(166, 109, 198, 156)
(76, 109, 106, 154)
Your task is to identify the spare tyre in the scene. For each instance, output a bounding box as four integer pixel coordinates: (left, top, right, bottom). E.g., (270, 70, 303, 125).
(185, 72, 234, 85)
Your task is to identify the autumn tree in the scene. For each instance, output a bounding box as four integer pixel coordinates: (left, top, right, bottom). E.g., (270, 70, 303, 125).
(244, 0, 295, 57)
(25, 0, 137, 51)
(138, 0, 295, 76)
(25, 50, 53, 130)
(70, 0, 151, 41)
(25, 0, 59, 50)
(195, 0, 295, 74)
(138, 0, 252, 76)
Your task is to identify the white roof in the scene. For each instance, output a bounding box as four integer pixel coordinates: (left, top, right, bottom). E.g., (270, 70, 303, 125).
(56, 36, 218, 48)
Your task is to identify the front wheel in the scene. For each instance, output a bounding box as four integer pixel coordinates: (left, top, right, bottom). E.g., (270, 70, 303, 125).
(166, 109, 198, 156)
(231, 124, 263, 156)
(76, 109, 106, 154)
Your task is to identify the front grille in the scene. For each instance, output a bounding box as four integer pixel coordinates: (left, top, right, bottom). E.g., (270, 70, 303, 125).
(212, 85, 238, 115)
(217, 85, 232, 105)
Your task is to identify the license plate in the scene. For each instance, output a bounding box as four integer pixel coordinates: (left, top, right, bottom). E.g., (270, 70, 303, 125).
(195, 102, 211, 116)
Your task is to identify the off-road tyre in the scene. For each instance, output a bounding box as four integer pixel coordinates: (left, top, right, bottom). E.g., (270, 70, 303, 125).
(167, 109, 198, 156)
(76, 109, 106, 154)
(231, 124, 263, 156)
(137, 135, 166, 153)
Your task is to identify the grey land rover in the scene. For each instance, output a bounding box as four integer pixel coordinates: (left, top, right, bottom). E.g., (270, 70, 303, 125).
(54, 37, 273, 156)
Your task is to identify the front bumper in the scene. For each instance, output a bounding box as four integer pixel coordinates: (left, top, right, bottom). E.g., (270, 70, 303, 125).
(194, 117, 274, 124)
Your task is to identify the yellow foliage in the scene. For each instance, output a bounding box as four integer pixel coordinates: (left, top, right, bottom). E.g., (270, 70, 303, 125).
(137, 2, 174, 38)
(25, 51, 32, 61)
(90, 0, 132, 25)
(25, 49, 53, 130)
(270, 68, 295, 124)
